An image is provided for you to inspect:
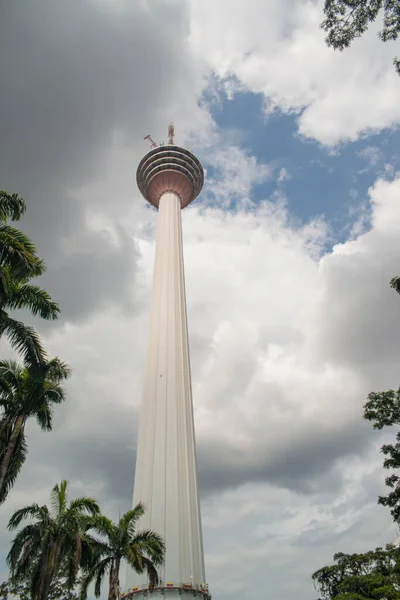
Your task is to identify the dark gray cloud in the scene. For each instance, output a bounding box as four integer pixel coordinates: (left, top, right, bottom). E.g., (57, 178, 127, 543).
(0, 0, 191, 191)
(0, 0, 196, 322)
(197, 418, 372, 495)
(314, 234, 400, 385)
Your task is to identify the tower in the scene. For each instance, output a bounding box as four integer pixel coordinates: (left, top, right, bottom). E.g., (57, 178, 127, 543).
(123, 127, 210, 600)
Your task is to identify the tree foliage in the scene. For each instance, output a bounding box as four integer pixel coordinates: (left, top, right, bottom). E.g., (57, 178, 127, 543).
(0, 190, 60, 366)
(321, 0, 400, 75)
(364, 386, 400, 521)
(0, 359, 71, 503)
(391, 277, 400, 296)
(0, 192, 26, 223)
(361, 279, 400, 522)
(7, 480, 100, 600)
(0, 572, 79, 600)
(312, 545, 400, 599)
(80, 503, 165, 600)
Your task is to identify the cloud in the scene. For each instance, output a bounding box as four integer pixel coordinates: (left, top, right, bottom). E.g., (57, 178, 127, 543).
(358, 146, 385, 168)
(312, 175, 400, 383)
(202, 450, 396, 600)
(0, 0, 208, 322)
(188, 0, 400, 145)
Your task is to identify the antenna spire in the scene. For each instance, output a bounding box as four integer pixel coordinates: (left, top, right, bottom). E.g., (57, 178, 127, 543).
(168, 122, 175, 145)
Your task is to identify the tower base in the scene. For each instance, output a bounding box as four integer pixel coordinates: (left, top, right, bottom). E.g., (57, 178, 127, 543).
(122, 586, 211, 600)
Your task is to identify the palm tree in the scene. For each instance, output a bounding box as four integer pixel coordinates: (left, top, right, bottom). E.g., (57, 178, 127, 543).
(80, 503, 165, 600)
(7, 480, 100, 600)
(0, 358, 71, 503)
(0, 273, 61, 366)
(0, 189, 60, 366)
(0, 190, 42, 286)
(0, 191, 26, 222)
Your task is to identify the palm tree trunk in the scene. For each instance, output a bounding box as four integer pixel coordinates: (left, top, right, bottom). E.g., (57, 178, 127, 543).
(0, 414, 24, 497)
(108, 557, 121, 600)
(39, 539, 61, 600)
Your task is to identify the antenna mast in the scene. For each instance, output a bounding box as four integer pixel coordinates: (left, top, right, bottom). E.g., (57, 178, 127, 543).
(168, 122, 175, 145)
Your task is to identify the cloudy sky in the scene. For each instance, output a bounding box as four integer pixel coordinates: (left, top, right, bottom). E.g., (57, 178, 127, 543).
(1, 0, 400, 598)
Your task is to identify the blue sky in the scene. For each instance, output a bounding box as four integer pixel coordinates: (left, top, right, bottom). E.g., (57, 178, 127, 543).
(203, 84, 400, 247)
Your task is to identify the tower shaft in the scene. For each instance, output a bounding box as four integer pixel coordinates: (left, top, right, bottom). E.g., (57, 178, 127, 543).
(126, 191, 205, 595)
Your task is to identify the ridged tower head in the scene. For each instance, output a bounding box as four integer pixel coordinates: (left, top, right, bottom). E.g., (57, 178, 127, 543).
(137, 126, 204, 209)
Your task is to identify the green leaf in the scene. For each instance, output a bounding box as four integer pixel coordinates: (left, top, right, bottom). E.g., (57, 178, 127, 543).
(0, 192, 26, 222)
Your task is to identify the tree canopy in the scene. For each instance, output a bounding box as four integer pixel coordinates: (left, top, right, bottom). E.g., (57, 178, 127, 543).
(0, 190, 60, 366)
(321, 0, 400, 75)
(312, 545, 400, 599)
(0, 358, 71, 503)
(363, 386, 400, 521)
(80, 503, 165, 600)
(7, 480, 100, 600)
(0, 573, 79, 600)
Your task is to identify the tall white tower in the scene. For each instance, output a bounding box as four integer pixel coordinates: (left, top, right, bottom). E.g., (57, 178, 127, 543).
(124, 127, 210, 600)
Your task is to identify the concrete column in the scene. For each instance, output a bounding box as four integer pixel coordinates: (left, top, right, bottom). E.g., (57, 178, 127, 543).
(125, 191, 205, 597)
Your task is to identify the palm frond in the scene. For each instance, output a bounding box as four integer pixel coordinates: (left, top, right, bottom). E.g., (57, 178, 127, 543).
(0, 192, 26, 222)
(51, 480, 68, 517)
(94, 558, 111, 599)
(0, 223, 45, 279)
(0, 267, 9, 306)
(82, 534, 111, 558)
(80, 557, 112, 600)
(8, 503, 46, 530)
(69, 497, 101, 516)
(0, 359, 24, 386)
(0, 424, 28, 504)
(129, 531, 165, 566)
(79, 574, 91, 600)
(0, 313, 47, 366)
(7, 523, 43, 569)
(78, 532, 108, 572)
(119, 503, 145, 532)
(41, 386, 66, 405)
(141, 556, 160, 589)
(45, 358, 72, 382)
(0, 359, 70, 499)
(6, 284, 60, 320)
(125, 546, 144, 575)
(34, 403, 53, 431)
(85, 515, 115, 539)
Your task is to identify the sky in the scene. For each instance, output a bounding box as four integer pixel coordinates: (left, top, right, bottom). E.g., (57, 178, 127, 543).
(1, 0, 400, 599)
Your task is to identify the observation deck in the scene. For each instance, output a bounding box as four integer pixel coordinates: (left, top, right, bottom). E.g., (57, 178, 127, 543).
(136, 144, 204, 209)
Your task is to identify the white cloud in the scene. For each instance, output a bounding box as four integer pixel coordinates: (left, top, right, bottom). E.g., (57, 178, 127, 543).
(201, 144, 272, 208)
(188, 0, 400, 145)
(357, 145, 385, 168)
